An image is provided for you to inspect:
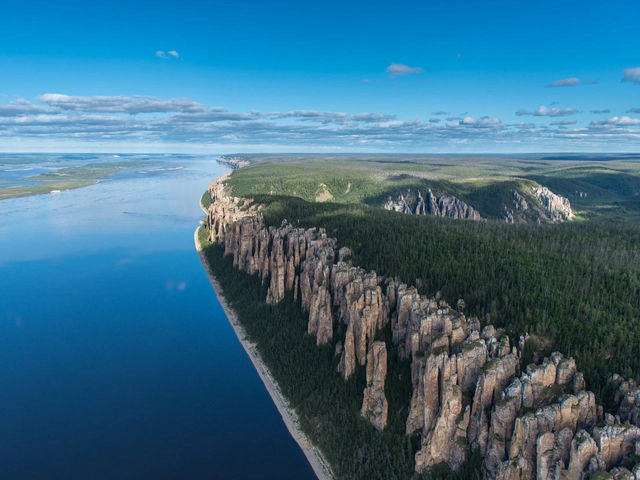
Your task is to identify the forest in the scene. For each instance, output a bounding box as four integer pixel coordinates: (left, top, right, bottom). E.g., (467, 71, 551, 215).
(202, 155, 640, 477)
(199, 227, 482, 479)
(249, 194, 640, 401)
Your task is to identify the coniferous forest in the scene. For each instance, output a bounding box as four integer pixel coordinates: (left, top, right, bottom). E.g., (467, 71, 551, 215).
(199, 227, 482, 479)
(203, 155, 640, 478)
(254, 195, 640, 400)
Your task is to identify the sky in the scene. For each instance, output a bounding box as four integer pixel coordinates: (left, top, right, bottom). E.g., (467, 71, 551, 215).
(0, 0, 639, 153)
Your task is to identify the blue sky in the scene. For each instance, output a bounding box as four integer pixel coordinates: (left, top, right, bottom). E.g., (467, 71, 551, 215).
(1, 0, 639, 152)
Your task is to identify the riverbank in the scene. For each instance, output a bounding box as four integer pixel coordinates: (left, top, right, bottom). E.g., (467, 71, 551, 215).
(194, 224, 334, 480)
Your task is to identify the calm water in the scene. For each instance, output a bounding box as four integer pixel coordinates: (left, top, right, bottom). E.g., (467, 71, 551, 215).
(0, 155, 316, 479)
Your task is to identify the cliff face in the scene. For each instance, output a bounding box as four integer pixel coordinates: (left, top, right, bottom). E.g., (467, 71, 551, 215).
(384, 188, 481, 220)
(534, 186, 575, 222)
(505, 186, 574, 224)
(206, 176, 640, 479)
(384, 184, 574, 224)
(216, 155, 250, 170)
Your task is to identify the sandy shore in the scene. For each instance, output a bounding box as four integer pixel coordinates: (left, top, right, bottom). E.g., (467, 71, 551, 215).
(194, 224, 334, 480)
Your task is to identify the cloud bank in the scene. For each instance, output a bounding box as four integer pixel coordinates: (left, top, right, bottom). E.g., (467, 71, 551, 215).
(516, 105, 577, 117)
(0, 94, 639, 151)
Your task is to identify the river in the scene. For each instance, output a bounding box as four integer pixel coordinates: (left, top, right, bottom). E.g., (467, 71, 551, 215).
(0, 154, 316, 479)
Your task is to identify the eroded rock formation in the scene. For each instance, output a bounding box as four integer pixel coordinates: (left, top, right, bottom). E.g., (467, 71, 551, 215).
(216, 155, 250, 170)
(205, 176, 640, 479)
(505, 185, 574, 224)
(384, 188, 481, 220)
(534, 186, 574, 222)
(361, 341, 389, 431)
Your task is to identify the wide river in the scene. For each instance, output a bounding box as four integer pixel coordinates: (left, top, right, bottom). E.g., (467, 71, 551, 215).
(0, 154, 316, 479)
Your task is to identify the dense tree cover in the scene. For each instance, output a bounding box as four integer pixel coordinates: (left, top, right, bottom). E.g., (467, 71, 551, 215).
(202, 156, 640, 477)
(253, 195, 640, 399)
(200, 191, 212, 209)
(224, 155, 640, 222)
(199, 227, 481, 479)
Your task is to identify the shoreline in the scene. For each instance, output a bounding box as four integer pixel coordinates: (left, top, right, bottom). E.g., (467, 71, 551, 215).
(193, 223, 334, 480)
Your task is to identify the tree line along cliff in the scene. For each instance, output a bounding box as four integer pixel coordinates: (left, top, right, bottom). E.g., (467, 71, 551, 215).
(203, 176, 640, 479)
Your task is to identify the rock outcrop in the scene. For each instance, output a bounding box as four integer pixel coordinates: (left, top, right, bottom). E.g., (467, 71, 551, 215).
(384, 188, 481, 220)
(534, 186, 574, 222)
(205, 175, 640, 479)
(216, 155, 250, 170)
(361, 341, 389, 431)
(505, 185, 574, 224)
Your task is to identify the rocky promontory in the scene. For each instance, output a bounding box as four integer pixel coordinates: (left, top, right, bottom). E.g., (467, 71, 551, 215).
(216, 155, 251, 170)
(205, 175, 639, 479)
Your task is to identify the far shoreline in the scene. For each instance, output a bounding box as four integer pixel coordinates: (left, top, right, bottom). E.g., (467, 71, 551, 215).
(194, 206, 334, 480)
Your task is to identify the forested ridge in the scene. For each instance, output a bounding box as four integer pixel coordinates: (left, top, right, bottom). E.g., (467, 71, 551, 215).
(201, 156, 640, 477)
(252, 195, 640, 400)
(198, 227, 482, 479)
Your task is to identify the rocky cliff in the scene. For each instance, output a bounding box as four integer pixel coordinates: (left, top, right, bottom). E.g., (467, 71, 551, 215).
(384, 184, 574, 225)
(217, 155, 251, 170)
(505, 186, 574, 224)
(384, 188, 482, 220)
(206, 176, 639, 479)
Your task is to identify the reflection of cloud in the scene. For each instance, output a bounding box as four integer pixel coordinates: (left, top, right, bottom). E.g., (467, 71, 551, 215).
(115, 257, 135, 266)
(166, 280, 187, 292)
(6, 312, 22, 327)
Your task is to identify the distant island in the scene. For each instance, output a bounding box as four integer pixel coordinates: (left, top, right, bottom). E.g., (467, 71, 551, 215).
(0, 158, 156, 200)
(198, 154, 640, 479)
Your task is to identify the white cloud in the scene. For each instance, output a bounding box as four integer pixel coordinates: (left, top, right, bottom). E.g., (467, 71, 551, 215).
(459, 116, 501, 126)
(268, 110, 395, 124)
(0, 98, 53, 116)
(550, 119, 577, 125)
(2, 94, 640, 150)
(516, 105, 577, 117)
(591, 116, 640, 126)
(549, 77, 580, 87)
(39, 94, 206, 114)
(386, 63, 423, 78)
(156, 50, 179, 60)
(622, 67, 640, 84)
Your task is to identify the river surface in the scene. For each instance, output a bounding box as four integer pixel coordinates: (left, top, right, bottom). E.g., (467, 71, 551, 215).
(0, 154, 316, 479)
